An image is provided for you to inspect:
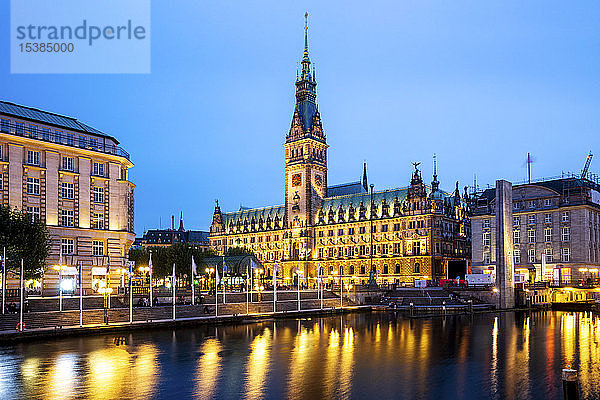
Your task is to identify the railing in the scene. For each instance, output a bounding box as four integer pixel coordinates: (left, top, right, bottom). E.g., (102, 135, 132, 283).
(0, 121, 130, 160)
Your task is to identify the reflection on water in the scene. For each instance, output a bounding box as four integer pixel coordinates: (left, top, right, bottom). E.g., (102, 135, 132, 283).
(1, 311, 600, 399)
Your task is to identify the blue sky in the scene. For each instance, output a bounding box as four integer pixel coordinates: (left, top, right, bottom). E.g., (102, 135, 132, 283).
(2, 1, 599, 234)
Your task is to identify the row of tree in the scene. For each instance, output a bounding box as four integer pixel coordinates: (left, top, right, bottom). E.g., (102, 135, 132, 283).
(0, 205, 50, 279)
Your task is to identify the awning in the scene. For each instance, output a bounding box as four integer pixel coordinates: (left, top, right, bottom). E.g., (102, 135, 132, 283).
(61, 267, 79, 276)
(91, 267, 108, 276)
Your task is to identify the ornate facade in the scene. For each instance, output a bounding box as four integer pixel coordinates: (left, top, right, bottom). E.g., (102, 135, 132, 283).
(209, 19, 471, 285)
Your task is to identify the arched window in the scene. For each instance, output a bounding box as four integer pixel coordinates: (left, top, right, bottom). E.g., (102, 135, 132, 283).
(349, 265, 355, 275)
(413, 263, 420, 274)
(383, 264, 388, 274)
(395, 263, 401, 274)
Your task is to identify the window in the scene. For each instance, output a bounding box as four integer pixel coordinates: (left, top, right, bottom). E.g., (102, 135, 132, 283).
(93, 162, 105, 177)
(62, 182, 74, 199)
(92, 240, 104, 256)
(395, 263, 401, 274)
(528, 229, 536, 243)
(513, 216, 520, 227)
(328, 230, 334, 237)
(528, 200, 536, 208)
(27, 150, 39, 165)
(544, 227, 552, 242)
(483, 219, 490, 229)
(360, 265, 366, 275)
(62, 156, 74, 171)
(381, 224, 388, 232)
(0, 118, 9, 133)
(359, 227, 366, 234)
(561, 248, 570, 262)
(0, 145, 2, 160)
(61, 210, 74, 227)
(483, 232, 491, 246)
(26, 177, 40, 195)
(26, 206, 40, 220)
(393, 242, 402, 254)
(27, 124, 38, 138)
(528, 248, 535, 263)
(78, 136, 87, 148)
(513, 230, 520, 244)
(66, 133, 74, 146)
(348, 227, 355, 235)
(92, 186, 104, 203)
(393, 223, 401, 231)
(514, 249, 521, 264)
(483, 252, 491, 264)
(371, 225, 377, 233)
(561, 227, 570, 242)
(528, 215, 536, 225)
(0, 174, 2, 190)
(61, 238, 74, 255)
(383, 264, 389, 274)
(544, 214, 552, 224)
(318, 231, 323, 237)
(338, 229, 344, 236)
(562, 211, 570, 222)
(413, 263, 421, 274)
(544, 248, 553, 263)
(41, 127, 51, 140)
(16, 122, 24, 135)
(544, 198, 552, 207)
(413, 241, 421, 255)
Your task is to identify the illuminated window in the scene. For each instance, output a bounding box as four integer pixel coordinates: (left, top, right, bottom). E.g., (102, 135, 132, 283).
(528, 229, 536, 243)
(413, 263, 420, 274)
(26, 177, 40, 195)
(513, 230, 520, 244)
(61, 210, 74, 227)
(513, 216, 520, 226)
(544, 227, 552, 242)
(92, 186, 104, 203)
(483, 219, 490, 228)
(26, 206, 40, 220)
(513, 249, 521, 264)
(93, 162, 105, 177)
(561, 248, 570, 262)
(484, 252, 491, 264)
(61, 238, 74, 255)
(528, 248, 535, 263)
(62, 182, 74, 199)
(561, 227, 570, 242)
(562, 211, 569, 222)
(27, 150, 39, 165)
(528, 215, 536, 225)
(92, 240, 104, 256)
(483, 232, 491, 246)
(62, 156, 74, 171)
(544, 214, 552, 223)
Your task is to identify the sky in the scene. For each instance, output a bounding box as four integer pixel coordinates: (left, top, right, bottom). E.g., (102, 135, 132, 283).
(1, 1, 599, 234)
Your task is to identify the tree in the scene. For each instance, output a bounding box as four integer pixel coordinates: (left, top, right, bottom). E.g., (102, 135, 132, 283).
(0, 205, 50, 279)
(128, 243, 214, 283)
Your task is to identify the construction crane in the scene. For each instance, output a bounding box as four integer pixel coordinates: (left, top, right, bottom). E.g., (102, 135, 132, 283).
(582, 152, 593, 178)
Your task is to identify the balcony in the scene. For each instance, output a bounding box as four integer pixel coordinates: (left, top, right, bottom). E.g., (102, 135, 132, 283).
(0, 121, 130, 160)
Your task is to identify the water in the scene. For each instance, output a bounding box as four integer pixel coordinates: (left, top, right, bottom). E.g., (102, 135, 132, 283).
(1, 311, 599, 400)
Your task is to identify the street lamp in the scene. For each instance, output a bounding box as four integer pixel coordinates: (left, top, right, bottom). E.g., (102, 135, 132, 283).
(257, 284, 265, 301)
(98, 286, 114, 324)
(52, 264, 68, 312)
(205, 267, 215, 293)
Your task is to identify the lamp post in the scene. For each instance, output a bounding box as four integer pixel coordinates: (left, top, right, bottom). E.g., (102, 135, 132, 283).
(257, 284, 265, 302)
(139, 266, 150, 299)
(370, 183, 374, 278)
(98, 286, 113, 324)
(52, 264, 67, 312)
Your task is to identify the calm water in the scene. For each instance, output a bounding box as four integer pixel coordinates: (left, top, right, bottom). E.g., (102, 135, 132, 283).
(1, 311, 599, 400)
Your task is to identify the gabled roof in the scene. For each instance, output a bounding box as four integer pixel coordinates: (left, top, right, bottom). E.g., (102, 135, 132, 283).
(222, 205, 285, 229)
(0, 101, 119, 143)
(327, 181, 366, 197)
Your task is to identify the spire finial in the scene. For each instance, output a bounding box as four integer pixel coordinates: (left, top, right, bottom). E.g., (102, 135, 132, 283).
(433, 153, 437, 177)
(304, 12, 309, 56)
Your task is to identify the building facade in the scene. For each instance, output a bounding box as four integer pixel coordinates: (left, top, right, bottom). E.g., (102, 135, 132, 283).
(134, 213, 211, 252)
(471, 177, 600, 284)
(0, 101, 135, 293)
(209, 21, 471, 286)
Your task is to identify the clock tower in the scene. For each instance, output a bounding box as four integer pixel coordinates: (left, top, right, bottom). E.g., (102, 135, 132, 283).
(284, 14, 328, 238)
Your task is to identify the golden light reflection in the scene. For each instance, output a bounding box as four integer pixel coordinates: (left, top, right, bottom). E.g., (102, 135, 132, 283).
(87, 347, 131, 400)
(491, 316, 498, 394)
(47, 353, 77, 399)
(338, 327, 355, 399)
(561, 313, 576, 366)
(244, 328, 272, 400)
(323, 329, 340, 399)
(375, 323, 381, 343)
(131, 344, 159, 399)
(286, 327, 312, 399)
(195, 338, 222, 400)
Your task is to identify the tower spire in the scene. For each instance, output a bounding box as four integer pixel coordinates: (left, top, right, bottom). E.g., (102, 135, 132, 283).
(431, 154, 440, 192)
(304, 12, 309, 58)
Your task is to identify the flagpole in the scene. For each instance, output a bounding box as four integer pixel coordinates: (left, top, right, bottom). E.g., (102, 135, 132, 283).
(215, 268, 218, 317)
(191, 255, 195, 306)
(273, 262, 277, 313)
(2, 247, 5, 314)
(222, 256, 226, 305)
(246, 264, 249, 315)
(340, 271, 343, 309)
(149, 251, 153, 307)
(172, 263, 176, 320)
(79, 263, 83, 327)
(59, 247, 63, 312)
(129, 262, 133, 324)
(19, 259, 24, 331)
(320, 269, 323, 310)
(297, 269, 300, 311)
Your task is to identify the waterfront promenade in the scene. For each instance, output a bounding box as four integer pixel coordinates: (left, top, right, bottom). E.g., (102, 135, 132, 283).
(0, 289, 359, 341)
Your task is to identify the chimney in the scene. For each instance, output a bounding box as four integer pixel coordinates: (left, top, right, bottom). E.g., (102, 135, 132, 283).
(171, 215, 175, 231)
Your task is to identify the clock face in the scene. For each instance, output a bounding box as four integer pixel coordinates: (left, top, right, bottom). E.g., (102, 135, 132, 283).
(292, 174, 301, 187)
(315, 174, 322, 187)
